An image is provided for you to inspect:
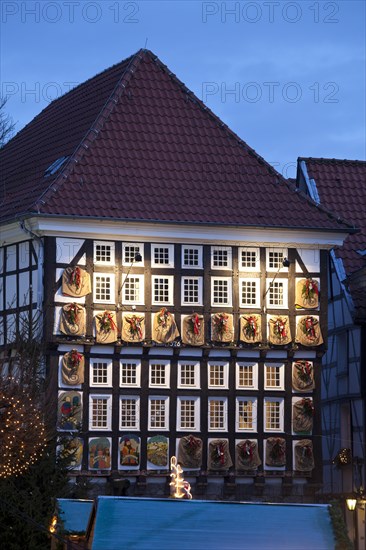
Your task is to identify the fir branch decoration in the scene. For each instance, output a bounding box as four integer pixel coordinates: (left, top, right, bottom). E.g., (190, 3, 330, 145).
(126, 315, 144, 339)
(68, 266, 81, 290)
(295, 360, 313, 383)
(301, 278, 319, 305)
(301, 316, 318, 340)
(157, 307, 170, 328)
(98, 311, 117, 334)
(273, 317, 287, 341)
(189, 314, 201, 335)
(65, 303, 79, 325)
(243, 316, 257, 340)
(299, 397, 314, 418)
(213, 313, 229, 337)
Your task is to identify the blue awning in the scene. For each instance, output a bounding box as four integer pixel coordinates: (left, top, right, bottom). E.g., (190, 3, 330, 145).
(56, 498, 93, 534)
(91, 497, 334, 549)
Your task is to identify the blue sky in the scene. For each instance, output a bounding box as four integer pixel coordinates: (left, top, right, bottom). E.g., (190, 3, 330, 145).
(1, 0, 365, 177)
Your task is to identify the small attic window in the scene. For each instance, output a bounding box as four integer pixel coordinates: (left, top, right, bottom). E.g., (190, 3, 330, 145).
(44, 156, 68, 177)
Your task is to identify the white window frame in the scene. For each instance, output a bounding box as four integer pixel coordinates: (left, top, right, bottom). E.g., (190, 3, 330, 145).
(151, 244, 174, 268)
(266, 248, 288, 272)
(264, 398, 284, 432)
(239, 277, 260, 308)
(151, 275, 174, 305)
(121, 273, 145, 305)
(177, 361, 200, 389)
(181, 245, 203, 269)
(122, 242, 144, 266)
(89, 394, 112, 431)
(211, 277, 232, 307)
(181, 276, 203, 306)
(211, 246, 232, 270)
(208, 397, 228, 432)
(93, 241, 115, 266)
(119, 395, 140, 430)
(148, 396, 170, 431)
(238, 247, 260, 272)
(208, 361, 229, 389)
(236, 362, 258, 390)
(176, 396, 200, 432)
(236, 397, 258, 432)
(89, 358, 113, 387)
(149, 360, 171, 388)
(265, 278, 288, 309)
(264, 363, 285, 391)
(93, 273, 115, 304)
(119, 359, 141, 387)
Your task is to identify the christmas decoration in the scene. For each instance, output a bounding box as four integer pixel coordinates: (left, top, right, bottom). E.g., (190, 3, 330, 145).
(293, 398, 314, 434)
(211, 313, 234, 343)
(147, 435, 169, 467)
(296, 315, 323, 346)
(61, 349, 84, 385)
(236, 440, 261, 470)
(240, 314, 262, 343)
(119, 435, 140, 467)
(95, 310, 118, 343)
(182, 313, 205, 346)
(265, 437, 286, 467)
(88, 437, 111, 470)
(60, 303, 86, 336)
(169, 456, 192, 499)
(177, 435, 203, 469)
(122, 314, 145, 342)
(268, 316, 291, 345)
(296, 278, 319, 309)
(295, 440, 315, 471)
(0, 378, 46, 478)
(62, 266, 91, 297)
(208, 439, 233, 470)
(153, 308, 180, 344)
(57, 391, 82, 431)
(292, 360, 315, 392)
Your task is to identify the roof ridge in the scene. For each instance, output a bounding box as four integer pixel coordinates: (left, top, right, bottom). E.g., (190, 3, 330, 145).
(299, 156, 366, 164)
(32, 49, 147, 212)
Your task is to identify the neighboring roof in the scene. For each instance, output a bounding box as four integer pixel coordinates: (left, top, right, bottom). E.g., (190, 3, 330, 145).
(90, 497, 334, 550)
(56, 498, 93, 534)
(0, 50, 354, 233)
(299, 158, 366, 314)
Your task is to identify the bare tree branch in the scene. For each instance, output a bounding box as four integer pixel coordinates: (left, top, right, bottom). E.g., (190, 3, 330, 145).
(0, 96, 16, 148)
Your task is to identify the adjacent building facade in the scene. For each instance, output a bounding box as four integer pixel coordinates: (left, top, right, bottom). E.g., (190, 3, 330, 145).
(0, 50, 353, 500)
(296, 158, 366, 547)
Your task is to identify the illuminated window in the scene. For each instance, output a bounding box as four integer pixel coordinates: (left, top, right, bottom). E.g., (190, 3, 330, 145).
(236, 362, 258, 389)
(264, 398, 284, 431)
(89, 395, 112, 430)
(148, 396, 169, 430)
(181, 277, 203, 305)
(90, 359, 112, 387)
(177, 361, 200, 389)
(121, 274, 144, 305)
(122, 243, 144, 266)
(177, 397, 200, 431)
(208, 362, 229, 389)
(120, 360, 141, 387)
(151, 244, 174, 268)
(264, 363, 284, 390)
(208, 398, 227, 431)
(119, 396, 140, 429)
(239, 278, 260, 308)
(93, 273, 115, 303)
(266, 249, 288, 271)
(149, 361, 170, 388)
(211, 246, 232, 270)
(236, 398, 257, 431)
(266, 279, 288, 308)
(211, 277, 232, 306)
(238, 247, 260, 271)
(152, 276, 174, 305)
(94, 241, 115, 265)
(182, 245, 203, 268)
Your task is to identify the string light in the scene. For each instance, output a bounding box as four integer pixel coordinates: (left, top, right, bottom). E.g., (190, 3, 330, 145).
(0, 377, 47, 478)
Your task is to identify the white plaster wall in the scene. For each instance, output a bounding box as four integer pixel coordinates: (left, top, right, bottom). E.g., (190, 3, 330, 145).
(295, 249, 320, 272)
(5, 275, 16, 308)
(56, 237, 86, 265)
(6, 245, 17, 272)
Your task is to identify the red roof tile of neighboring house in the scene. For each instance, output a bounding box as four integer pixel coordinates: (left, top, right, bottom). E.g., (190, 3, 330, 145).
(299, 158, 366, 318)
(0, 50, 355, 232)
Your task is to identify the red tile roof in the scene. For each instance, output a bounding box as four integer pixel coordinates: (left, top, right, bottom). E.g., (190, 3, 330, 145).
(300, 158, 366, 318)
(0, 50, 355, 232)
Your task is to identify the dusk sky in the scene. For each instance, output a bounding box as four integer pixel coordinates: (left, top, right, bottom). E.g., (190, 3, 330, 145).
(1, 0, 365, 177)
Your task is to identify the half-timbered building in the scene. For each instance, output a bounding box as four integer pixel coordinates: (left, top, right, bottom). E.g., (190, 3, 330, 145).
(296, 158, 366, 544)
(0, 50, 354, 500)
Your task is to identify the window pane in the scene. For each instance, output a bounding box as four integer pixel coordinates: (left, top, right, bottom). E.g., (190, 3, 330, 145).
(238, 400, 253, 430)
(179, 399, 196, 429)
